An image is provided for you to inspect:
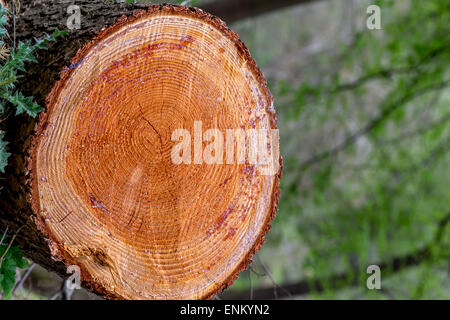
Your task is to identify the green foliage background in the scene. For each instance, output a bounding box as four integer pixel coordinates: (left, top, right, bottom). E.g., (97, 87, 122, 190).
(227, 0, 450, 299)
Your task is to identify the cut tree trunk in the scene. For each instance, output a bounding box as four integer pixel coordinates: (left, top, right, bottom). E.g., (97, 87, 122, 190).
(202, 0, 320, 23)
(1, 2, 281, 299)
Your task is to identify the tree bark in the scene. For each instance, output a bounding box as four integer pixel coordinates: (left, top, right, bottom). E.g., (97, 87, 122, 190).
(1, 1, 281, 299)
(221, 211, 450, 300)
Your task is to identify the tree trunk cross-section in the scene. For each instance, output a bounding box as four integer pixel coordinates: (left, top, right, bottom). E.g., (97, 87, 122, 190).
(16, 5, 282, 299)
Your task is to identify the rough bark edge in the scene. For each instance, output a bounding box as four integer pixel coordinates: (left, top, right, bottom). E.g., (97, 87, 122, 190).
(27, 3, 282, 300)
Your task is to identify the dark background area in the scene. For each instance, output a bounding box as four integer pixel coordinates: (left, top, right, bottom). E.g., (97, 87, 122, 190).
(1, 0, 449, 299)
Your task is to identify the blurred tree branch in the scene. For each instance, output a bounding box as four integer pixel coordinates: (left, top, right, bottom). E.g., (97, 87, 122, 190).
(373, 91, 446, 146)
(297, 78, 450, 173)
(327, 43, 450, 94)
(238, 134, 450, 299)
(221, 210, 450, 300)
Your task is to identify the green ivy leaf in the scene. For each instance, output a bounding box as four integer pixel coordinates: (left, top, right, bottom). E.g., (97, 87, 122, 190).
(0, 244, 29, 299)
(2, 91, 43, 117)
